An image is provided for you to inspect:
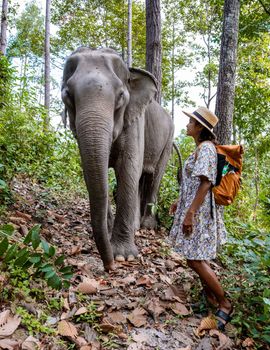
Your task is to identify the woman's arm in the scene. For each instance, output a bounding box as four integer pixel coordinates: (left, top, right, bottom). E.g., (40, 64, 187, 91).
(182, 176, 212, 236)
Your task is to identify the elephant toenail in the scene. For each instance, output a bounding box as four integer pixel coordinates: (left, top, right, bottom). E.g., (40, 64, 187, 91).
(127, 255, 135, 262)
(104, 261, 115, 272)
(115, 255, 125, 262)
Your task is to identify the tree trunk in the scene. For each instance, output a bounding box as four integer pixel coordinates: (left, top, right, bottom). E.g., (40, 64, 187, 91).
(145, 0, 162, 104)
(127, 0, 132, 67)
(214, 0, 240, 145)
(171, 20, 175, 121)
(44, 0, 51, 127)
(0, 0, 8, 55)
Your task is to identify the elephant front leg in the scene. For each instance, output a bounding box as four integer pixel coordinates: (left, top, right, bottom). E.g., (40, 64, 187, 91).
(111, 164, 141, 261)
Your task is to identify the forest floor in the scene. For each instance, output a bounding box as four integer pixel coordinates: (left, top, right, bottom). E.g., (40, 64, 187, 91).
(0, 176, 252, 350)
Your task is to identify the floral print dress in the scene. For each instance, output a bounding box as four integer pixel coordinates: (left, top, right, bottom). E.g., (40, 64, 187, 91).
(170, 142, 227, 260)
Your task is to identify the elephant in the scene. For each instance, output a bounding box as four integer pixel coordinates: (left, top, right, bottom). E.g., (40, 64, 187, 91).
(61, 47, 174, 271)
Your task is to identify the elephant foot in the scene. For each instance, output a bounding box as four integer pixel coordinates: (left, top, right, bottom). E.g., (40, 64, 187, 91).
(104, 260, 116, 272)
(141, 215, 157, 230)
(111, 240, 139, 262)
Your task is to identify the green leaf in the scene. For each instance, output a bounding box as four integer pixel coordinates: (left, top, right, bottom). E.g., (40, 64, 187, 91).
(22, 261, 33, 270)
(47, 274, 62, 290)
(0, 179, 8, 190)
(0, 224, 15, 236)
(16, 247, 29, 259)
(54, 255, 65, 266)
(0, 237, 9, 256)
(48, 245, 56, 257)
(31, 225, 41, 249)
(41, 239, 50, 254)
(63, 280, 70, 289)
(29, 253, 42, 264)
(14, 250, 30, 267)
(23, 225, 41, 246)
(4, 244, 18, 262)
(23, 229, 33, 244)
(61, 273, 73, 280)
(59, 266, 73, 274)
(45, 269, 57, 279)
(263, 298, 270, 306)
(40, 264, 54, 273)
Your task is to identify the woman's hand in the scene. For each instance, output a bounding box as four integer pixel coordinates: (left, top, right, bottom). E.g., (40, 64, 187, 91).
(169, 200, 178, 215)
(182, 210, 194, 236)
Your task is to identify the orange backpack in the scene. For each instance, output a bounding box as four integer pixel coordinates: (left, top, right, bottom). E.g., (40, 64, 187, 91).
(213, 144, 244, 205)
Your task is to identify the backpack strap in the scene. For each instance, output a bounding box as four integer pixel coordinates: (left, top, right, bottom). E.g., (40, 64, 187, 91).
(194, 141, 215, 219)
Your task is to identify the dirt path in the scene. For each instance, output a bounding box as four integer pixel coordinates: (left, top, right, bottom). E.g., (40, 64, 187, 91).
(0, 177, 239, 349)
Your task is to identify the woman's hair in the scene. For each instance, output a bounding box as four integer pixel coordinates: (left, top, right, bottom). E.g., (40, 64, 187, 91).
(195, 120, 218, 144)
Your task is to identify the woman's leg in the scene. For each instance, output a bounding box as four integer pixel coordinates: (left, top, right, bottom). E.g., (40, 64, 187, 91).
(187, 259, 232, 319)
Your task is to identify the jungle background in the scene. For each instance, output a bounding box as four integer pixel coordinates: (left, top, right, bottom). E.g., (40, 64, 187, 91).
(0, 0, 269, 349)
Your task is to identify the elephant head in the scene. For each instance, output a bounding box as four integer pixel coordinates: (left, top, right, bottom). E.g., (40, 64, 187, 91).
(61, 47, 157, 270)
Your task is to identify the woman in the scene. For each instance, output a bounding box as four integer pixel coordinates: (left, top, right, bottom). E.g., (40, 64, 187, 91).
(170, 106, 233, 331)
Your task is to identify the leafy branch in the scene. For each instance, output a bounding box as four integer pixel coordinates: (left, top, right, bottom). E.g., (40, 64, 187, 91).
(0, 224, 73, 290)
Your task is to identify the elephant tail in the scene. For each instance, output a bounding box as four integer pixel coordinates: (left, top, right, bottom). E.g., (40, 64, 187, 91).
(61, 106, 68, 128)
(172, 142, 183, 186)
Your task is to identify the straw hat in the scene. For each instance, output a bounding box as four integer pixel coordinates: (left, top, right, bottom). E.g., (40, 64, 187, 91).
(183, 106, 219, 136)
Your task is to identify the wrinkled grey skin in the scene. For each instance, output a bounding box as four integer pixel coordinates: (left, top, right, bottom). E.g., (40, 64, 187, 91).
(61, 47, 174, 271)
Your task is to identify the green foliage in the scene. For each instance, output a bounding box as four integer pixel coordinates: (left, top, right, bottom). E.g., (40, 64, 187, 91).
(16, 306, 55, 335)
(221, 222, 270, 345)
(0, 224, 73, 290)
(7, 1, 45, 58)
(0, 57, 85, 201)
(51, 0, 146, 67)
(157, 132, 195, 228)
(74, 301, 102, 325)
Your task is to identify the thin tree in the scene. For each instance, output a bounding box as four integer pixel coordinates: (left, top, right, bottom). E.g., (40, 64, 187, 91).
(0, 0, 8, 55)
(44, 0, 51, 126)
(145, 0, 162, 104)
(215, 0, 240, 144)
(127, 0, 132, 67)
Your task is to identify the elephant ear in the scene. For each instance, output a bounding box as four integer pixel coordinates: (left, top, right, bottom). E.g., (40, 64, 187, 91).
(124, 68, 157, 127)
(61, 54, 80, 138)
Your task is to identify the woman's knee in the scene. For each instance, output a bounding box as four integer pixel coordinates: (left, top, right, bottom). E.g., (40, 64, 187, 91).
(187, 259, 203, 270)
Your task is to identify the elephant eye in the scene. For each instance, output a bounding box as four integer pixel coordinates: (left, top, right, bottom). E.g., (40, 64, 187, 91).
(119, 91, 124, 98)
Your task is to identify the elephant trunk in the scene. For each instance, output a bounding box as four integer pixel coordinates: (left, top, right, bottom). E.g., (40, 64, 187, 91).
(76, 110, 114, 268)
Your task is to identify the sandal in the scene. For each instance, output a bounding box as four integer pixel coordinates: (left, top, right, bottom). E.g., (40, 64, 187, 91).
(215, 308, 234, 331)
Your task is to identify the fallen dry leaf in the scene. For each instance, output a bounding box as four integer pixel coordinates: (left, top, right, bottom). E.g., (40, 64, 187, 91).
(242, 337, 255, 348)
(0, 311, 10, 327)
(136, 275, 154, 288)
(0, 310, 21, 338)
(167, 283, 187, 302)
(9, 216, 26, 225)
(107, 311, 127, 324)
(21, 336, 40, 350)
(170, 302, 190, 316)
(144, 298, 165, 320)
(15, 210, 31, 221)
(132, 332, 150, 343)
(69, 245, 82, 256)
(77, 281, 97, 294)
(195, 316, 217, 337)
(127, 307, 148, 327)
(58, 320, 78, 338)
(209, 329, 234, 350)
(74, 307, 88, 316)
(0, 338, 20, 350)
(99, 320, 121, 334)
(63, 298, 70, 311)
(121, 276, 136, 285)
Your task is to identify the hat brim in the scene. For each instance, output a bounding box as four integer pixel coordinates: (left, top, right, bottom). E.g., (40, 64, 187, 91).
(183, 111, 216, 137)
